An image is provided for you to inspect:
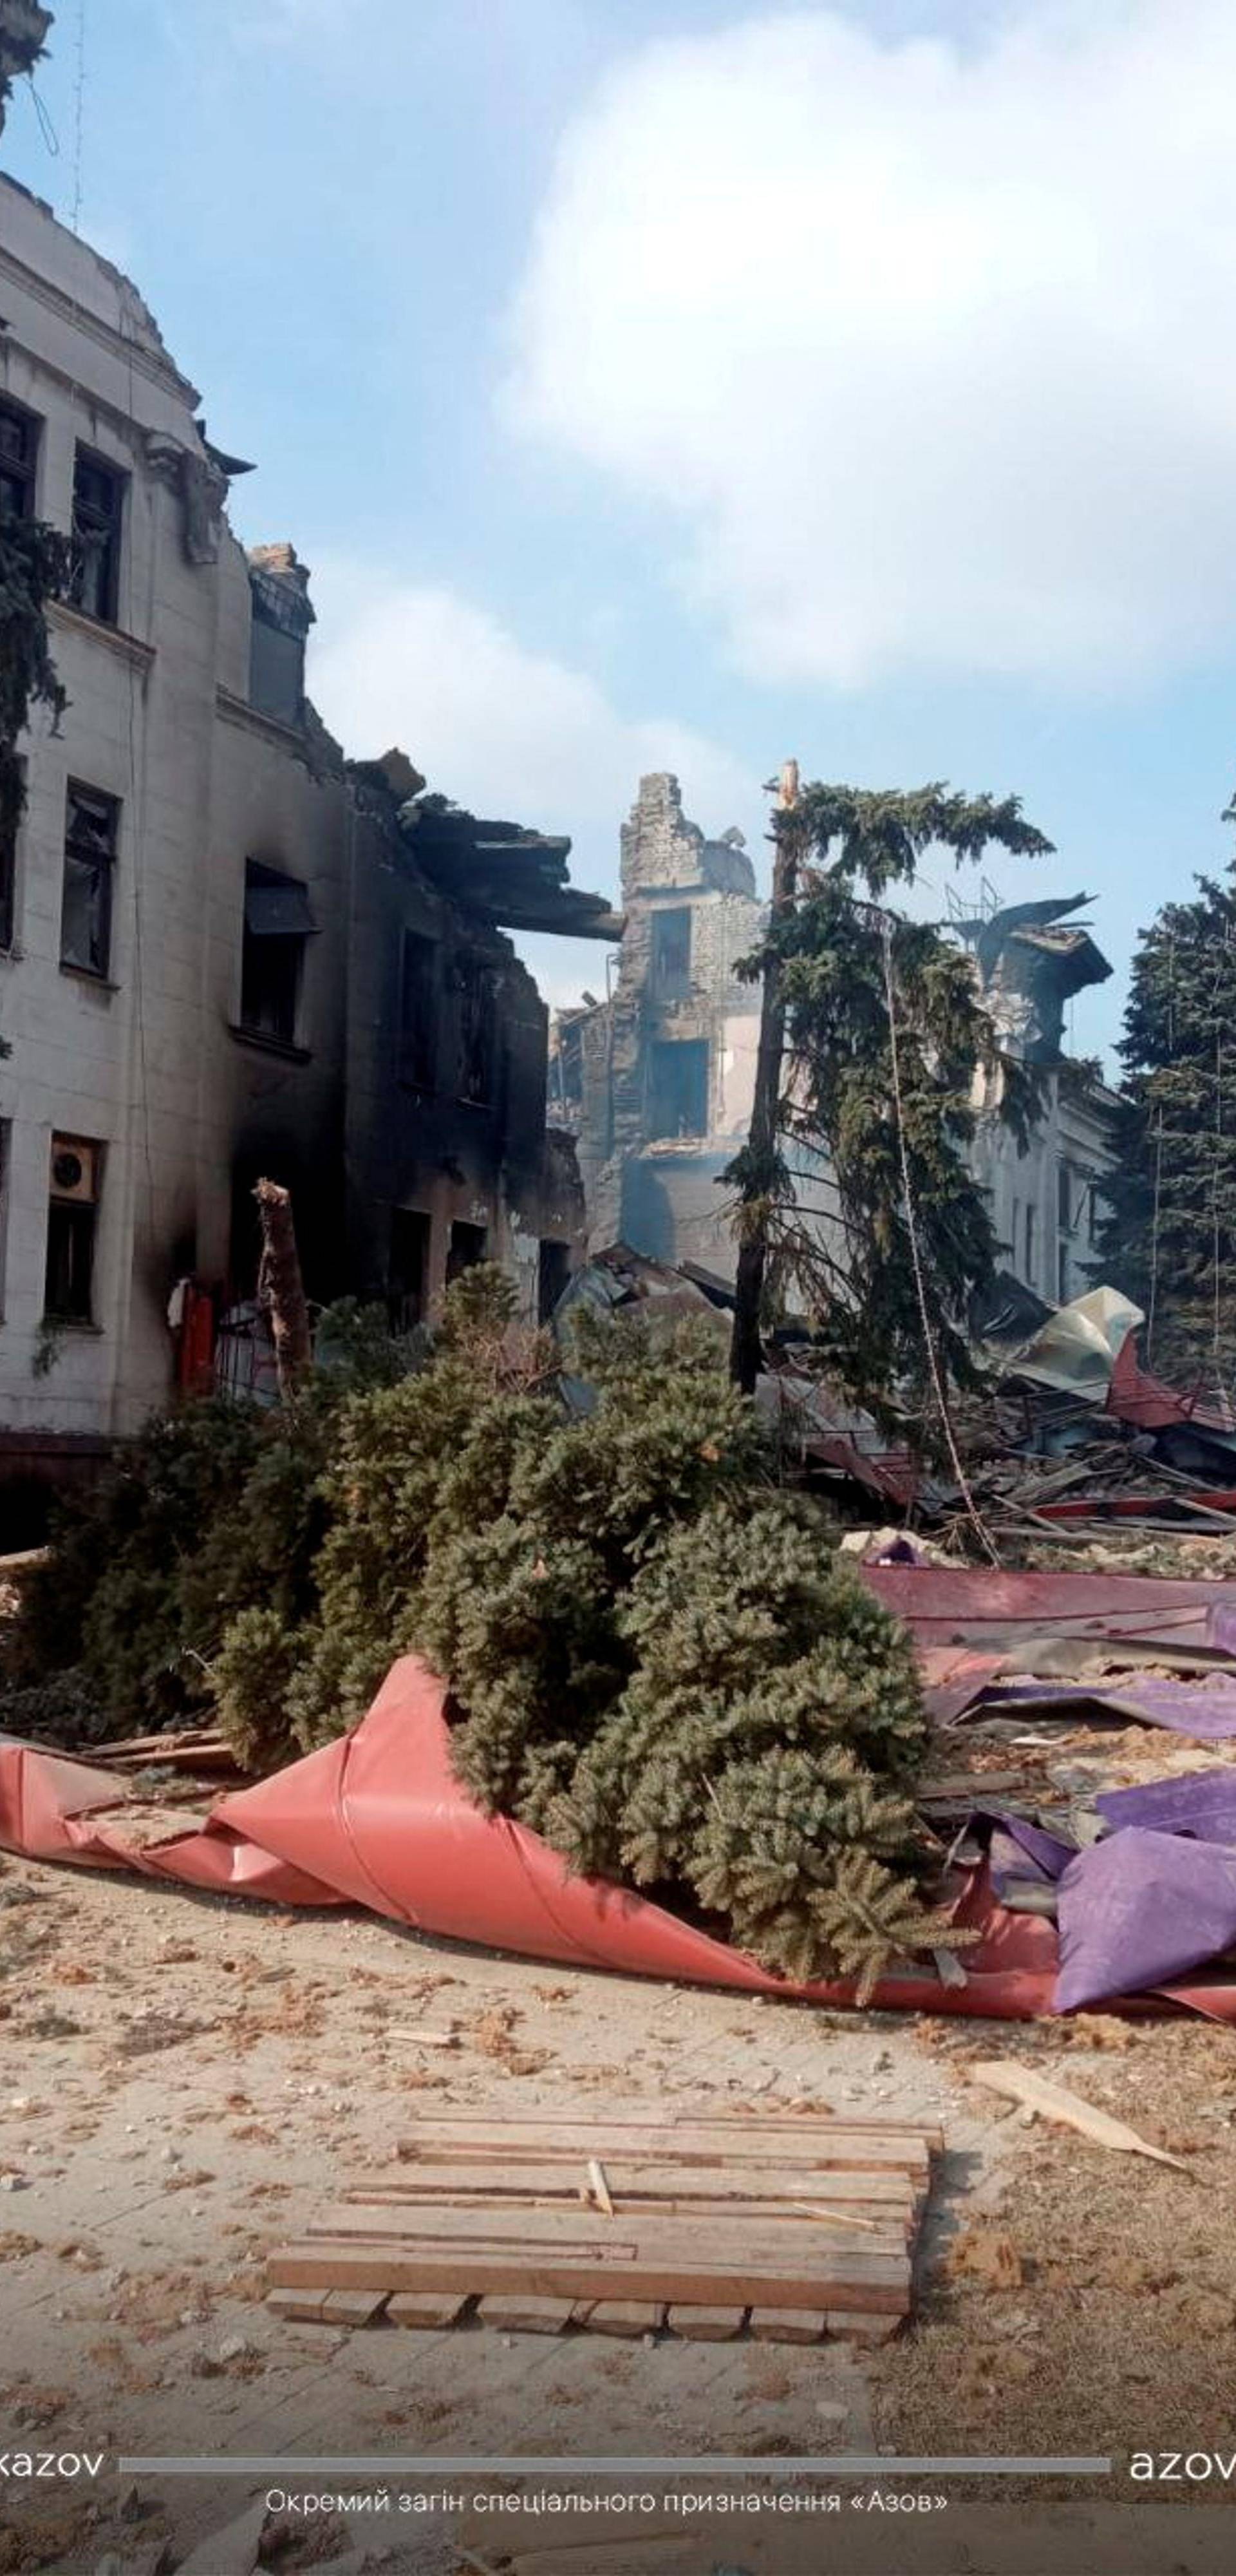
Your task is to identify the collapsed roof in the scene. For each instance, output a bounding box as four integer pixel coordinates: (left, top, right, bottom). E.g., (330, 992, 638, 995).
(400, 798, 623, 940)
(956, 893, 1112, 1062)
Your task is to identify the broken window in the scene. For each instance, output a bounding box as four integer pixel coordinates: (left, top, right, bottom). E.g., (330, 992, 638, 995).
(648, 1037, 709, 1140)
(456, 955, 496, 1106)
(239, 860, 316, 1045)
(388, 1208, 431, 1332)
(0, 398, 39, 519)
(44, 1134, 102, 1324)
(537, 1237, 571, 1325)
(69, 448, 124, 625)
(398, 929, 438, 1090)
(651, 905, 692, 996)
(447, 1220, 487, 1283)
(60, 783, 117, 978)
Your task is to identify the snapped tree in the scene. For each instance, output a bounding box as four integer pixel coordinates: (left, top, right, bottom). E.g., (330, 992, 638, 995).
(1092, 841, 1236, 1390)
(727, 779, 1053, 1430)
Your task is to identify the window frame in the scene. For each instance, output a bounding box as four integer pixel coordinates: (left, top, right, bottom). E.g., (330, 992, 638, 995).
(0, 395, 40, 521)
(69, 444, 126, 627)
(44, 1133, 103, 1327)
(60, 781, 118, 981)
(239, 860, 314, 1048)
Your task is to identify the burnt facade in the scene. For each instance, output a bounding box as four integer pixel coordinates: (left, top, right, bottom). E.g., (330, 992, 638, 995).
(553, 773, 763, 1270)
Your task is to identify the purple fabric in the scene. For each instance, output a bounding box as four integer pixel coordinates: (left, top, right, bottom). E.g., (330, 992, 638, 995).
(1096, 1768, 1236, 1844)
(1208, 1602, 1236, 1656)
(984, 1674, 1236, 1741)
(1056, 1828, 1236, 2009)
(986, 1814, 1076, 1893)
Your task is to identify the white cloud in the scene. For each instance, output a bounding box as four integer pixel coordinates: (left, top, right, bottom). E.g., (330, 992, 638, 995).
(506, 2, 1236, 690)
(306, 571, 762, 1003)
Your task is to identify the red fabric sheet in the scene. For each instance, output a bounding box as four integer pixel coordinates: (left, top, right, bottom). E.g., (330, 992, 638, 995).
(5, 1658, 1236, 2021)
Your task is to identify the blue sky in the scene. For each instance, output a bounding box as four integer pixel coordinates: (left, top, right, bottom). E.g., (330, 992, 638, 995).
(6, 0, 1236, 1059)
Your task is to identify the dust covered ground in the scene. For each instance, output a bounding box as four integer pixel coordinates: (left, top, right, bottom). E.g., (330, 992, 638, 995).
(0, 1817, 1234, 2570)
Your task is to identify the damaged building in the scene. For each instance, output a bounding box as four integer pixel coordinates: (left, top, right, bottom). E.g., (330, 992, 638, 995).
(553, 772, 762, 1270)
(0, 161, 606, 1499)
(553, 774, 1119, 1308)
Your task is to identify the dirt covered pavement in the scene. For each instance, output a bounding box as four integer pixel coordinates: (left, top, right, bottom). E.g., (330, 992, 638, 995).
(0, 1837, 1233, 2572)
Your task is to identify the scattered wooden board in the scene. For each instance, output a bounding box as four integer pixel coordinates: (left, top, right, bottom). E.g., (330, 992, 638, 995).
(968, 2059, 1190, 2170)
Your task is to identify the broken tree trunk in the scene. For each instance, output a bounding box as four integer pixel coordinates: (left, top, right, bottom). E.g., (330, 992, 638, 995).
(729, 760, 803, 1394)
(254, 1178, 313, 1393)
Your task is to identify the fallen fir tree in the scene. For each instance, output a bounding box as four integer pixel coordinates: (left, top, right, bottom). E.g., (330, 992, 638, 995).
(8, 1268, 957, 1993)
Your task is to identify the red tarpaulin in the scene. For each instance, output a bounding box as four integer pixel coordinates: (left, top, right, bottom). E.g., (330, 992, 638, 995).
(4, 1654, 1236, 2021)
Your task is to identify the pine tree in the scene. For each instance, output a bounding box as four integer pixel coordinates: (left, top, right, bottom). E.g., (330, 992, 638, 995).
(1093, 852, 1236, 1390)
(728, 782, 1049, 1421)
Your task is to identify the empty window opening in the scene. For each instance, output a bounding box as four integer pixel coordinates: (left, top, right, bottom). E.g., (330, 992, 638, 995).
(398, 930, 437, 1090)
(447, 1220, 487, 1284)
(389, 1208, 431, 1333)
(649, 1037, 709, 1140)
(45, 1134, 102, 1324)
(1058, 1240, 1071, 1306)
(651, 905, 692, 996)
(456, 956, 496, 1106)
(240, 860, 316, 1045)
(537, 1237, 571, 1325)
(61, 783, 118, 978)
(1057, 1164, 1072, 1233)
(70, 448, 124, 625)
(1023, 1200, 1036, 1285)
(0, 399, 39, 520)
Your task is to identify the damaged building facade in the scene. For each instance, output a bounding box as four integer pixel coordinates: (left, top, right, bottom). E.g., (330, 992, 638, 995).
(0, 165, 602, 1486)
(554, 774, 1118, 1308)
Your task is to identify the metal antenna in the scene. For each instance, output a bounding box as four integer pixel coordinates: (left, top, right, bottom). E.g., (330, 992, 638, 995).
(70, 0, 86, 233)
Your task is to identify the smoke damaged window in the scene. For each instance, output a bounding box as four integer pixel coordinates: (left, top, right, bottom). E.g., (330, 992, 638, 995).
(45, 1134, 102, 1325)
(538, 1238, 571, 1325)
(649, 1037, 709, 1141)
(456, 956, 496, 1106)
(0, 399, 39, 519)
(398, 931, 437, 1090)
(388, 1207, 431, 1332)
(447, 1220, 487, 1283)
(651, 906, 692, 996)
(61, 783, 117, 978)
(70, 448, 124, 625)
(240, 860, 316, 1045)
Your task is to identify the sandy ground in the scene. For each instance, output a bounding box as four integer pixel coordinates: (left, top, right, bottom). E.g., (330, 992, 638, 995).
(0, 1823, 1234, 2572)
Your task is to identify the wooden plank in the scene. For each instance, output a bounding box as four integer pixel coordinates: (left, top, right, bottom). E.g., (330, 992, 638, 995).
(422, 2109, 941, 2141)
(584, 2301, 665, 2337)
(749, 2306, 827, 2345)
(477, 2295, 577, 2335)
(304, 2205, 904, 2269)
(397, 2118, 936, 2174)
(268, 2231, 908, 2314)
(666, 2305, 746, 2341)
(348, 2159, 918, 2211)
(266, 2287, 328, 2324)
(320, 2289, 389, 2327)
(388, 2291, 470, 2330)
